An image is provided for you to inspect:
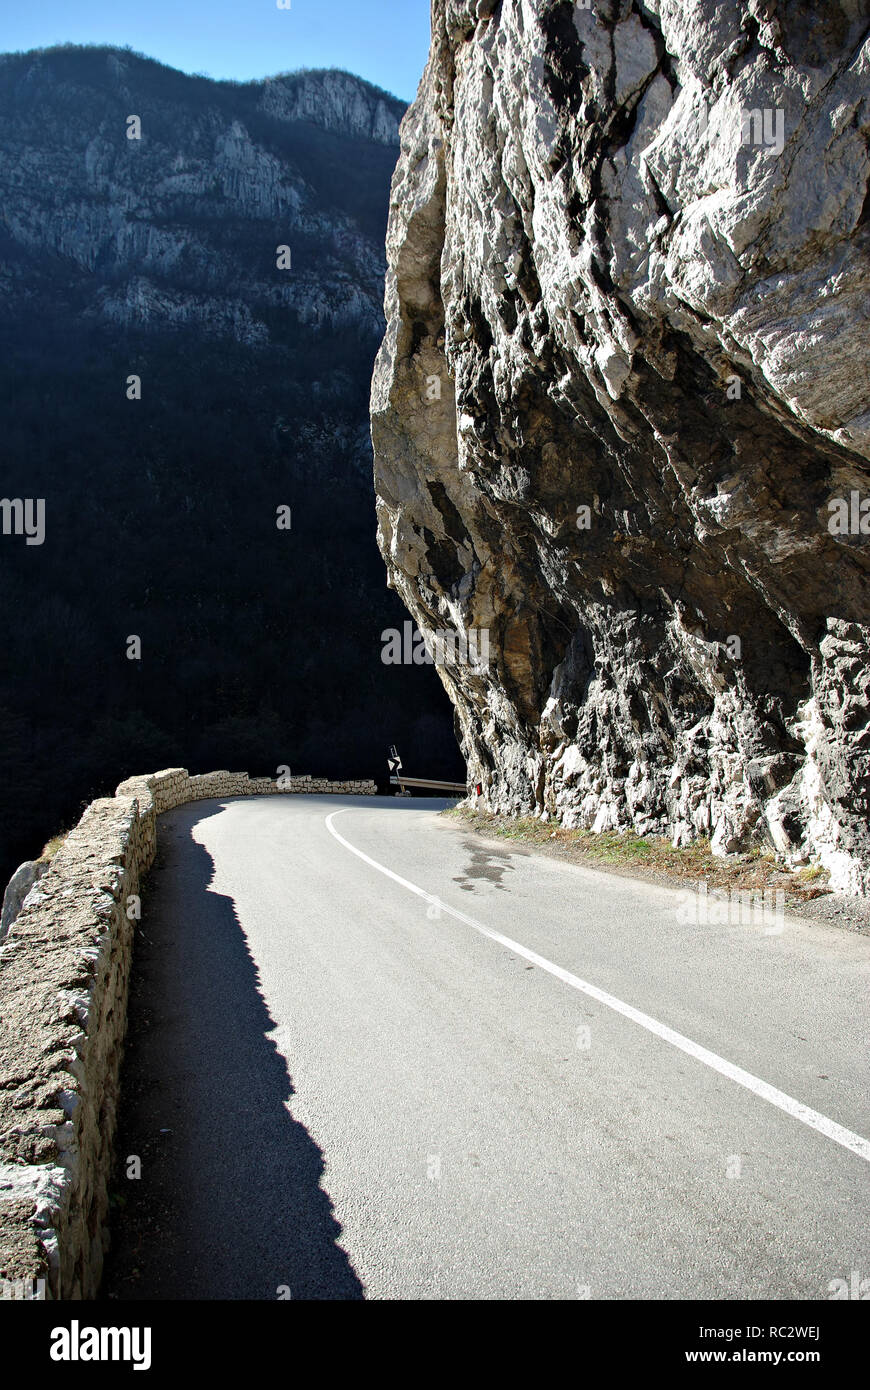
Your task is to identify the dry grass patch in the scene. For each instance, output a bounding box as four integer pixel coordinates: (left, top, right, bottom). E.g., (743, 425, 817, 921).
(443, 805, 831, 904)
(39, 831, 70, 862)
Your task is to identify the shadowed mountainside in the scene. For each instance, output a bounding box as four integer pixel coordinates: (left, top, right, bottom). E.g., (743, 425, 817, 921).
(0, 44, 464, 887)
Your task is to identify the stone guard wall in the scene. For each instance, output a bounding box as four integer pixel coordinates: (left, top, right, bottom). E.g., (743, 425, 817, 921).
(0, 768, 376, 1299)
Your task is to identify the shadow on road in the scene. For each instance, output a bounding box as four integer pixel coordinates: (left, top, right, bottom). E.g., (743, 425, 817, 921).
(102, 799, 364, 1301)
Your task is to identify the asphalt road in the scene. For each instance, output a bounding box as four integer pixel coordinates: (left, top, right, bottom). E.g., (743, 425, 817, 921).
(103, 795, 870, 1301)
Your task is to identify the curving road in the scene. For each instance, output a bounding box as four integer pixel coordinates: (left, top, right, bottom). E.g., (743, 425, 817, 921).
(103, 795, 870, 1301)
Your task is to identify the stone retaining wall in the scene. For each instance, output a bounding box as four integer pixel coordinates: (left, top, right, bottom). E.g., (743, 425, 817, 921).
(116, 768, 377, 812)
(0, 768, 376, 1299)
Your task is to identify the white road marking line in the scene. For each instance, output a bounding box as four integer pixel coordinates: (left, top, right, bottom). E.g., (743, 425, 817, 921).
(325, 808, 870, 1166)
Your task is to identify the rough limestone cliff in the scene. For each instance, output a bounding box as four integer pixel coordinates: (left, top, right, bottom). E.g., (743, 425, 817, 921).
(372, 0, 870, 893)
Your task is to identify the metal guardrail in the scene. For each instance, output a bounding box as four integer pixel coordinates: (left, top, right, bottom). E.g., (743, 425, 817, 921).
(389, 775, 468, 795)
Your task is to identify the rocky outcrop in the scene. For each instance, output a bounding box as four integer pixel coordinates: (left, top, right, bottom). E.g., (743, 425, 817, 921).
(371, 0, 870, 893)
(0, 861, 49, 943)
(260, 68, 403, 145)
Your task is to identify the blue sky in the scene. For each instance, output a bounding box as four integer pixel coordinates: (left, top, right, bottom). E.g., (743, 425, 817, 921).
(1, 0, 432, 102)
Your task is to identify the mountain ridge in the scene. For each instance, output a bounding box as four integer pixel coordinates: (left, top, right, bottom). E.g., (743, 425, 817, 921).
(0, 45, 407, 343)
(0, 45, 407, 143)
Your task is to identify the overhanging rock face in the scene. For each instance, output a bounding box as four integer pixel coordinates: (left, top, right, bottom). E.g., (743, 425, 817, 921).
(371, 0, 870, 893)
